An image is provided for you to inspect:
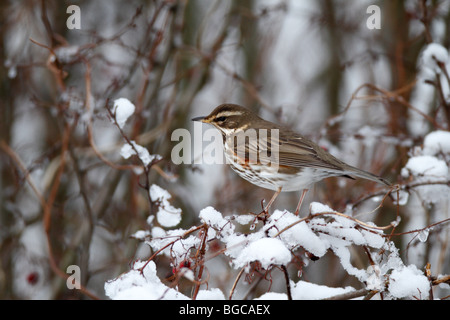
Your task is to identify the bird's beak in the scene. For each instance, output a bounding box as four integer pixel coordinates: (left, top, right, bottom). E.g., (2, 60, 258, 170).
(191, 116, 206, 122)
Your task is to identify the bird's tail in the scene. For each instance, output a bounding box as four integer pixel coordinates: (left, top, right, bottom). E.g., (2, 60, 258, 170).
(346, 165, 391, 187)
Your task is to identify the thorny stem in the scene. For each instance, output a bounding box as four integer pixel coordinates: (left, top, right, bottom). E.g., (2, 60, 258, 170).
(192, 225, 209, 300)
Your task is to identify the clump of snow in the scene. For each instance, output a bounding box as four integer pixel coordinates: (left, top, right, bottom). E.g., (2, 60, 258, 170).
(365, 265, 383, 291)
(112, 98, 135, 129)
(105, 259, 226, 300)
(401, 155, 448, 179)
(331, 245, 366, 281)
(388, 265, 430, 299)
(360, 229, 385, 249)
(393, 189, 409, 206)
(196, 288, 226, 300)
(112, 98, 162, 168)
(234, 237, 291, 269)
(266, 210, 327, 257)
(233, 214, 255, 225)
(148, 226, 200, 266)
(149, 184, 182, 228)
(291, 280, 355, 300)
(396, 130, 450, 283)
(401, 129, 449, 185)
(199, 206, 233, 233)
(105, 260, 189, 300)
(131, 230, 150, 240)
(422, 130, 450, 156)
(420, 43, 449, 74)
(53, 45, 80, 64)
(310, 201, 335, 214)
(254, 292, 288, 300)
(120, 140, 161, 167)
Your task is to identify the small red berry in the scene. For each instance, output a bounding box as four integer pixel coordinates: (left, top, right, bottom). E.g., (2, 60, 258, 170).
(179, 260, 191, 269)
(26, 272, 39, 285)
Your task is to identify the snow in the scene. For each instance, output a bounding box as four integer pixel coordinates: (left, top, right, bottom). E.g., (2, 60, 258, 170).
(148, 226, 200, 264)
(291, 280, 355, 300)
(120, 140, 161, 167)
(104, 260, 223, 300)
(388, 265, 430, 299)
(104, 260, 189, 300)
(112, 181, 442, 300)
(422, 130, 450, 156)
(266, 210, 328, 257)
(400, 130, 450, 214)
(119, 196, 410, 299)
(234, 214, 256, 225)
(112, 98, 135, 129)
(401, 155, 448, 179)
(149, 184, 182, 228)
(199, 206, 232, 233)
(254, 292, 288, 300)
(331, 245, 366, 281)
(152, 190, 181, 228)
(196, 288, 226, 300)
(393, 189, 409, 206)
(106, 193, 445, 300)
(420, 43, 449, 74)
(53, 45, 80, 64)
(149, 184, 172, 202)
(131, 230, 150, 240)
(234, 237, 292, 269)
(309, 201, 336, 214)
(359, 229, 385, 249)
(365, 265, 383, 291)
(104, 239, 432, 300)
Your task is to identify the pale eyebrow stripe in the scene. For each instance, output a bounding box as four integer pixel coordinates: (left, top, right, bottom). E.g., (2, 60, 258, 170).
(215, 111, 243, 117)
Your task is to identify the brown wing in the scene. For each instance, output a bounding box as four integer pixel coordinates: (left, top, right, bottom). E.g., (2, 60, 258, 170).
(272, 129, 345, 171)
(229, 127, 345, 171)
(228, 123, 389, 186)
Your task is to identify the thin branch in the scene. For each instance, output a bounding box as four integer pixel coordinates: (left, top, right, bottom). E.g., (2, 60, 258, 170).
(229, 267, 246, 300)
(280, 265, 292, 300)
(333, 82, 445, 131)
(0, 141, 46, 209)
(192, 226, 209, 300)
(323, 288, 375, 300)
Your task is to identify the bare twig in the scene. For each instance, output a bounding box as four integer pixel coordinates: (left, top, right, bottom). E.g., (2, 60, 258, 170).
(323, 288, 375, 300)
(280, 265, 292, 300)
(192, 226, 210, 300)
(229, 267, 246, 300)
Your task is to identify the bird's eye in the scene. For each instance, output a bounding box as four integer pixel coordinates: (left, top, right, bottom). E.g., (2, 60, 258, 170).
(215, 116, 226, 122)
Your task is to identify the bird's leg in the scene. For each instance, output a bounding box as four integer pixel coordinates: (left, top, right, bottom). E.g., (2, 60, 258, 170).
(261, 186, 282, 216)
(294, 189, 308, 216)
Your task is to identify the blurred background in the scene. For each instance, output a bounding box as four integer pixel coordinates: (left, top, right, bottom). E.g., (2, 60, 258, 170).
(0, 0, 449, 299)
